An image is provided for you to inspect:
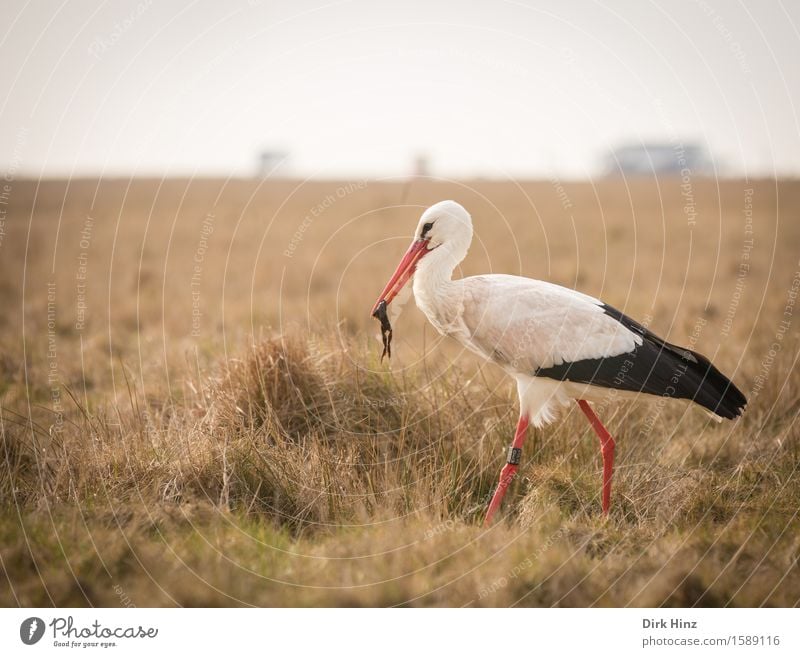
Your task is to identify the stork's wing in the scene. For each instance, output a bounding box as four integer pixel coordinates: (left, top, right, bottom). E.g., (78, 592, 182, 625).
(457, 274, 746, 419)
(459, 275, 641, 372)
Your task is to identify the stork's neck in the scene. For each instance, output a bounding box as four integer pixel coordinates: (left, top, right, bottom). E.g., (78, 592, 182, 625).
(413, 253, 454, 297)
(412, 244, 465, 332)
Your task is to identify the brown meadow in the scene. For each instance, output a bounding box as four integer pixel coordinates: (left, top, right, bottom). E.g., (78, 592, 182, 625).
(1, 176, 799, 606)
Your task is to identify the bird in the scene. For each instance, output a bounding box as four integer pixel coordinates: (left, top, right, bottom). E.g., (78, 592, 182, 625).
(370, 200, 746, 525)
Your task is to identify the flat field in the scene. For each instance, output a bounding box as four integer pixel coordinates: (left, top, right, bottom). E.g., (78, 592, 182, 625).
(1, 177, 799, 606)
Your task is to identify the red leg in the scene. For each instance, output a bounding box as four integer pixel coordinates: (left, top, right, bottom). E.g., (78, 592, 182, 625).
(484, 415, 529, 526)
(578, 400, 616, 515)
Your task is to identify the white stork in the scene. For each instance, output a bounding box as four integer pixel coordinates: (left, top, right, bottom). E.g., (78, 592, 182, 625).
(371, 200, 746, 525)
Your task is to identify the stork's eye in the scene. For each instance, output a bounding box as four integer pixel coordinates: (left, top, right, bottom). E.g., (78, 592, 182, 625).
(421, 222, 434, 238)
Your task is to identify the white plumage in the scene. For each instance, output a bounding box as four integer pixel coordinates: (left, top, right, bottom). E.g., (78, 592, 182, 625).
(424, 274, 645, 426)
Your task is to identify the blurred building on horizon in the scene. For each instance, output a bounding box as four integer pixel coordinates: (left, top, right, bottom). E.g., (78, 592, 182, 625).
(257, 149, 290, 178)
(603, 142, 716, 177)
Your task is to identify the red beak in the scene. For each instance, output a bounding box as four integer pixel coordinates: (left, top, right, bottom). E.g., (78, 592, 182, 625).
(371, 238, 429, 315)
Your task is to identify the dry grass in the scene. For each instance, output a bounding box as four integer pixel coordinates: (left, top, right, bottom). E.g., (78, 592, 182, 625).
(1, 177, 799, 606)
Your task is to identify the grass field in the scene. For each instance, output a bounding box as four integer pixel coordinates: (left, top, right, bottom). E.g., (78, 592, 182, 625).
(2, 176, 800, 606)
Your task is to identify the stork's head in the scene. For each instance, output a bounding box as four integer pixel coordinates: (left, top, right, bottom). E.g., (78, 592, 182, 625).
(371, 200, 472, 314)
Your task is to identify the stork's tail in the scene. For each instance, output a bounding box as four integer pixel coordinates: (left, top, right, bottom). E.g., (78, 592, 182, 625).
(674, 347, 747, 420)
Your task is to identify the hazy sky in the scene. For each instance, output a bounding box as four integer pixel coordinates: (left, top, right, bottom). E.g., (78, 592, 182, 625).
(2, 0, 798, 178)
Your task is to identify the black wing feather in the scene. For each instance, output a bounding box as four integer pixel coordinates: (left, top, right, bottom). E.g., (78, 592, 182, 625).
(534, 304, 747, 419)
